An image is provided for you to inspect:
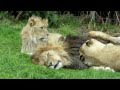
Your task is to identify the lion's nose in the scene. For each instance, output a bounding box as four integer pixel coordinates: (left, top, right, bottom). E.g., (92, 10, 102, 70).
(54, 60, 61, 68)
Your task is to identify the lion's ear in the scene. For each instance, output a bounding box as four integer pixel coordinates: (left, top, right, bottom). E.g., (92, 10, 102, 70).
(43, 18, 48, 24)
(28, 18, 36, 26)
(86, 39, 93, 47)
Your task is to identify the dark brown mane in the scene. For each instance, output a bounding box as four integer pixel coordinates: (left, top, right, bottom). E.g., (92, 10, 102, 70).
(32, 35, 89, 70)
(64, 35, 88, 55)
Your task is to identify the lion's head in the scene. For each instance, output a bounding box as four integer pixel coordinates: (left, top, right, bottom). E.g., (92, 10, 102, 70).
(21, 15, 50, 55)
(28, 16, 49, 43)
(31, 44, 71, 69)
(31, 43, 89, 69)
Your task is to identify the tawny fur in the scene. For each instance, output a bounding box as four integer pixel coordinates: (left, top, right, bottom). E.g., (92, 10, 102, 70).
(88, 31, 120, 44)
(80, 38, 120, 71)
(32, 44, 71, 68)
(21, 16, 49, 55)
(21, 15, 65, 55)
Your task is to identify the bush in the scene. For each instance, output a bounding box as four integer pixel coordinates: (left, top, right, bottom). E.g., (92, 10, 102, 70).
(0, 11, 61, 27)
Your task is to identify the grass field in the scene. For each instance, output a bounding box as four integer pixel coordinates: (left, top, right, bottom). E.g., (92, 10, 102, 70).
(1, 20, 120, 79)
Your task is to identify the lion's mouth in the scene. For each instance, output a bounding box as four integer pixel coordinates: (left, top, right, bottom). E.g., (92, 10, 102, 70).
(48, 61, 63, 69)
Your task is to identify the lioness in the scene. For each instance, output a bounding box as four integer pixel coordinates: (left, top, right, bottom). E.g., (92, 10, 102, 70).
(80, 38, 120, 71)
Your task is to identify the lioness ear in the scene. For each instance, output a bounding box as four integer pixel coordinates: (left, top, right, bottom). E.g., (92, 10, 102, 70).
(86, 39, 93, 47)
(28, 18, 36, 26)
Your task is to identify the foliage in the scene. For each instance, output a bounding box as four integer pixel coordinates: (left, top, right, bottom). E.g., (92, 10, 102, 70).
(1, 11, 120, 28)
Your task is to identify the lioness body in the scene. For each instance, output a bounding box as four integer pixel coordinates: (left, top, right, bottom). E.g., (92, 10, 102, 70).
(80, 38, 120, 71)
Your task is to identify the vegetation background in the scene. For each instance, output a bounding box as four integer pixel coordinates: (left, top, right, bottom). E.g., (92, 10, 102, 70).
(1, 11, 120, 79)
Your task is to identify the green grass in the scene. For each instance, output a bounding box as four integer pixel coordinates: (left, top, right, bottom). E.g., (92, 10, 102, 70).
(1, 20, 120, 79)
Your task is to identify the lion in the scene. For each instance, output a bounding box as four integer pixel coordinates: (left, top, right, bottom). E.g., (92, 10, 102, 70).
(79, 38, 120, 71)
(21, 15, 65, 55)
(31, 43, 88, 69)
(21, 15, 49, 55)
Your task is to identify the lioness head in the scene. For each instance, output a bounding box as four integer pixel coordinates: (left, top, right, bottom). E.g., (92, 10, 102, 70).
(79, 38, 105, 66)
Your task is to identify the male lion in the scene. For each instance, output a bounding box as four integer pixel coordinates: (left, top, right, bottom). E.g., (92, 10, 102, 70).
(21, 16, 49, 55)
(21, 15, 65, 55)
(80, 38, 120, 71)
(32, 43, 88, 69)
